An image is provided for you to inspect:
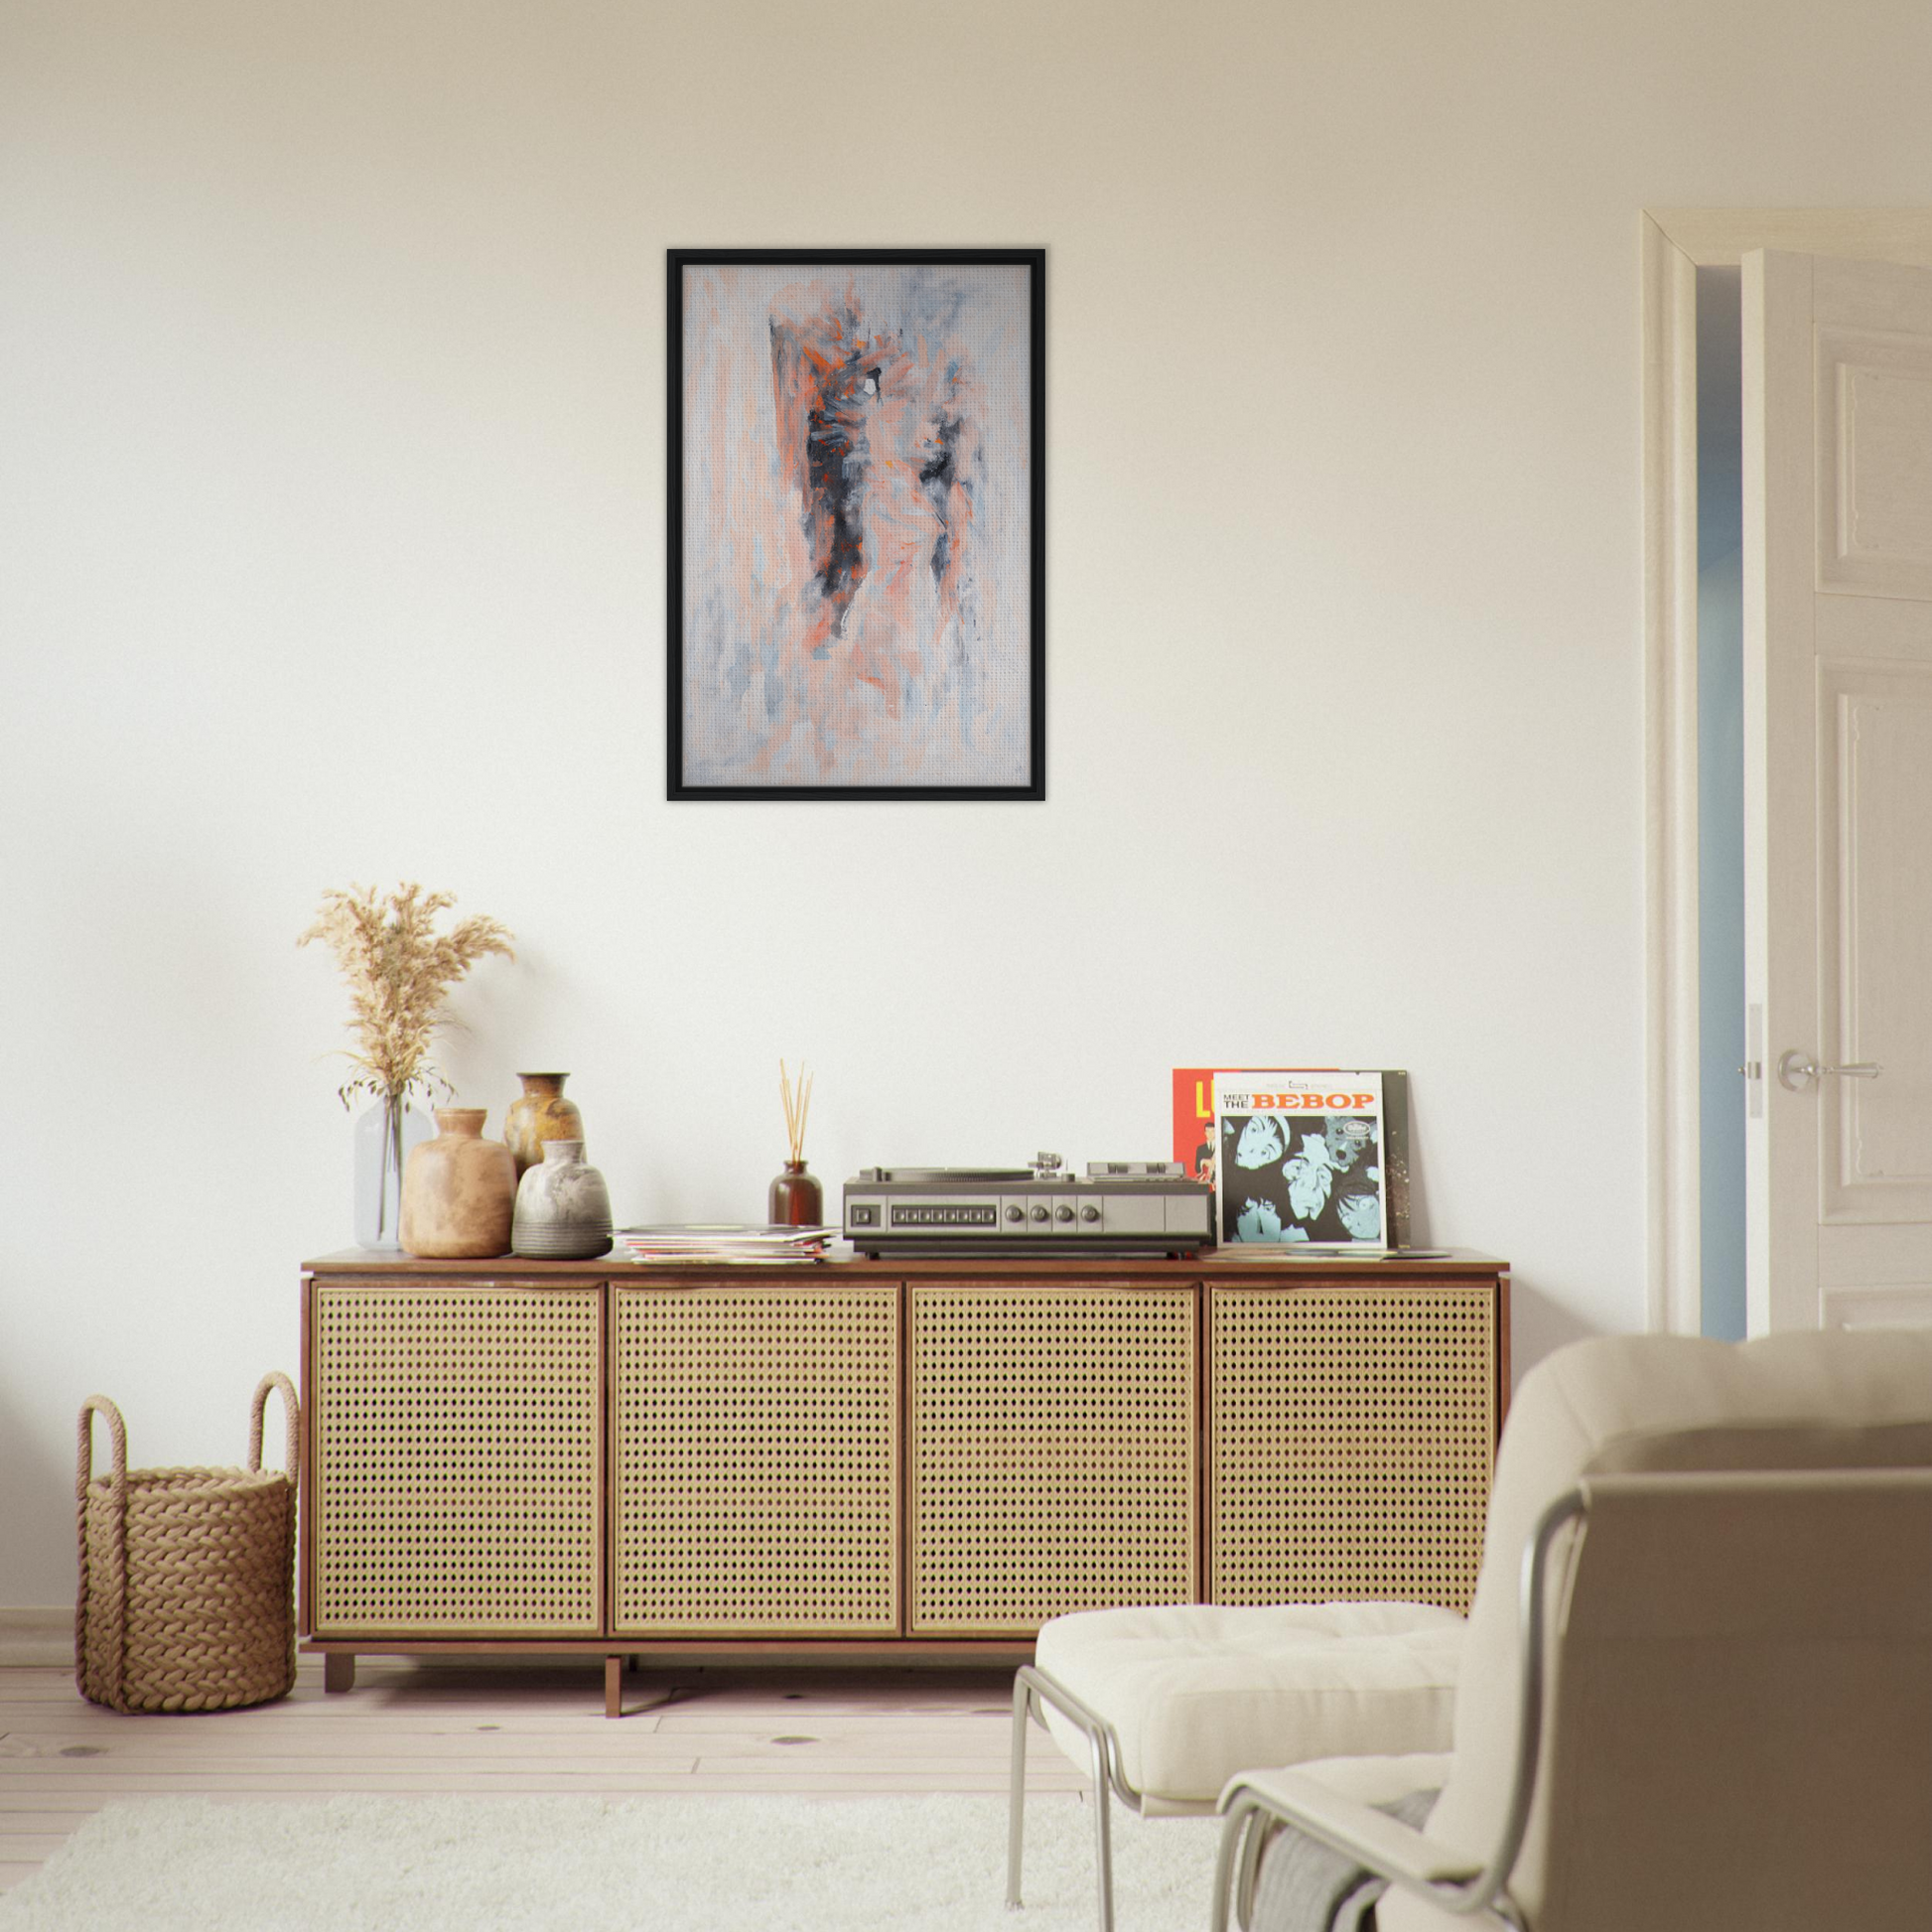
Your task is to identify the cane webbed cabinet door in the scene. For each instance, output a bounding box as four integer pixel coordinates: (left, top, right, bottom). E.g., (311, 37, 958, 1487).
(611, 1281, 900, 1635)
(310, 1281, 604, 1636)
(1208, 1281, 1495, 1612)
(907, 1280, 1198, 1634)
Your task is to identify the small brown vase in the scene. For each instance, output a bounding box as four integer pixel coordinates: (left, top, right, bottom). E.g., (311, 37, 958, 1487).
(400, 1109, 515, 1258)
(767, 1160, 824, 1227)
(503, 1072, 586, 1178)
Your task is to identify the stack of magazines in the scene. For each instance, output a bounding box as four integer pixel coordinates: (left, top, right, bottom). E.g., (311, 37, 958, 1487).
(613, 1224, 838, 1265)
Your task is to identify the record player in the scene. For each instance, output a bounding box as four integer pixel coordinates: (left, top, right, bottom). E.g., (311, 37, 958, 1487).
(843, 1154, 1212, 1257)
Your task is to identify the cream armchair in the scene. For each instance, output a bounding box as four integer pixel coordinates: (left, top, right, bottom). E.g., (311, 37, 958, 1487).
(1212, 1327, 1932, 1932)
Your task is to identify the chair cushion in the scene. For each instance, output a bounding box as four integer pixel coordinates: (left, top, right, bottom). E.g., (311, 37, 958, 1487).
(1033, 1601, 1465, 1811)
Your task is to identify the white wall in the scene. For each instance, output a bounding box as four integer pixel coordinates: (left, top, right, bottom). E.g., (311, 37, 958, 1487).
(4, 0, 1928, 1604)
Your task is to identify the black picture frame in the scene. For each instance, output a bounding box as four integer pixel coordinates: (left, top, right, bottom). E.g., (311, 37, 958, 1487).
(667, 247, 1045, 801)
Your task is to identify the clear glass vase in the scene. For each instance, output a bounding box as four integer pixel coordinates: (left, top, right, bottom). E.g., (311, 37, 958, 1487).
(352, 1094, 432, 1249)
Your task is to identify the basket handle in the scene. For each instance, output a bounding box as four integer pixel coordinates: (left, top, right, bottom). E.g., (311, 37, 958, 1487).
(248, 1371, 301, 1481)
(74, 1395, 131, 1707)
(76, 1395, 127, 1504)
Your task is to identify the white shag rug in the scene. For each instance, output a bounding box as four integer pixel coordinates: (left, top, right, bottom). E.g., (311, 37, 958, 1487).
(0, 1793, 1223, 1931)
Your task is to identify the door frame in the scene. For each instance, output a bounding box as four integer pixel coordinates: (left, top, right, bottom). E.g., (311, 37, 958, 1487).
(1641, 209, 1932, 1334)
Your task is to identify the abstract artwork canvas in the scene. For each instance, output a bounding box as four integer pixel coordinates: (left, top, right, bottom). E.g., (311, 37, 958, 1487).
(668, 249, 1044, 799)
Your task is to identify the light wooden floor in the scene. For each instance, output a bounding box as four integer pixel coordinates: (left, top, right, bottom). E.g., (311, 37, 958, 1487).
(0, 1656, 1085, 1892)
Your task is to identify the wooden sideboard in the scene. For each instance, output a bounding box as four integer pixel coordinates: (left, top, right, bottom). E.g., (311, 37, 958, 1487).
(299, 1250, 1509, 1714)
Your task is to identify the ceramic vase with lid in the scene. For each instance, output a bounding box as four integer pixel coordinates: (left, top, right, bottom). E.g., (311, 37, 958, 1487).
(503, 1072, 586, 1178)
(512, 1140, 614, 1259)
(399, 1108, 515, 1258)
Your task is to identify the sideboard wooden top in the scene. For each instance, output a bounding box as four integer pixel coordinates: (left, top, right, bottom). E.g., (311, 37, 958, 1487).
(305, 1247, 1507, 1281)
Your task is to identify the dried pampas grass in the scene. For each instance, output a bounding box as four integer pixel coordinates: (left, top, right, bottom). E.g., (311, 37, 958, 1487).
(298, 883, 515, 1107)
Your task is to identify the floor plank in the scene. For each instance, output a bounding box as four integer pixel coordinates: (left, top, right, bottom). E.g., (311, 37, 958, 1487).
(0, 1658, 1080, 1890)
(0, 1838, 64, 1862)
(0, 1726, 1028, 1764)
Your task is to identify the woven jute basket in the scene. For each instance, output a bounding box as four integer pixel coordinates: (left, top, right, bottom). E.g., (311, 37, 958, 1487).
(75, 1373, 300, 1714)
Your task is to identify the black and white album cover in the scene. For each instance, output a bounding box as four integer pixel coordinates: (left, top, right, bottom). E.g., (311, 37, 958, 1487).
(1214, 1070, 1388, 1247)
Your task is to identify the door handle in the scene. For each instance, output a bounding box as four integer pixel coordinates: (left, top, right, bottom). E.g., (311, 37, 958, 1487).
(1777, 1050, 1882, 1091)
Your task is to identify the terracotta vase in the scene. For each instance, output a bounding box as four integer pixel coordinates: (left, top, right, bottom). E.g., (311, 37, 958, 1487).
(400, 1109, 515, 1258)
(503, 1072, 586, 1178)
(512, 1141, 614, 1259)
(767, 1160, 824, 1227)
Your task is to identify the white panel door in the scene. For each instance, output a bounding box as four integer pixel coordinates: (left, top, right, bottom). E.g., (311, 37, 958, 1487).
(1745, 250, 1932, 1331)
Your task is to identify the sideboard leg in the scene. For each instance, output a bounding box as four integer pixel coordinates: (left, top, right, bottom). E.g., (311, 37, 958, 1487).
(605, 1654, 622, 1719)
(323, 1652, 355, 1695)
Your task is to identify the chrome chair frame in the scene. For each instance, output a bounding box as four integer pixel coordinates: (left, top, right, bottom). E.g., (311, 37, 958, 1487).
(1007, 1661, 1171, 1932)
(1208, 1489, 1587, 1932)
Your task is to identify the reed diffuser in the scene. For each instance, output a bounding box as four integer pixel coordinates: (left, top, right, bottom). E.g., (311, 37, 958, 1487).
(768, 1058, 824, 1227)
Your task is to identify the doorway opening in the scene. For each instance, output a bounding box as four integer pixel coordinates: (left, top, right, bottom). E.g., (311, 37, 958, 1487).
(1645, 210, 1932, 1336)
(1696, 267, 1745, 1341)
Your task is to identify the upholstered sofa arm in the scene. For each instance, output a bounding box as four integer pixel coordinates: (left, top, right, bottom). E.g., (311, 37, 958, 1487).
(1235, 1750, 1453, 1812)
(1210, 1763, 1483, 1932)
(1222, 1764, 1473, 1885)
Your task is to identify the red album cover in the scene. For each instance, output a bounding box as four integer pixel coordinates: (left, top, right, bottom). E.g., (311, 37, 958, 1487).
(1172, 1067, 1342, 1183)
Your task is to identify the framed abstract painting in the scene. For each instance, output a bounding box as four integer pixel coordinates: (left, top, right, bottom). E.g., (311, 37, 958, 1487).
(667, 248, 1045, 800)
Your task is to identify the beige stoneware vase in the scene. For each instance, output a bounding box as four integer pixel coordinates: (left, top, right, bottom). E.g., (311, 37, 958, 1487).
(399, 1109, 515, 1258)
(503, 1072, 586, 1178)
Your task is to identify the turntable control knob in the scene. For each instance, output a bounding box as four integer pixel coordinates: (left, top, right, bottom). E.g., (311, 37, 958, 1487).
(1080, 1205, 1101, 1223)
(1030, 1205, 1050, 1223)
(1005, 1204, 1025, 1223)
(1034, 1153, 1063, 1173)
(1055, 1204, 1075, 1223)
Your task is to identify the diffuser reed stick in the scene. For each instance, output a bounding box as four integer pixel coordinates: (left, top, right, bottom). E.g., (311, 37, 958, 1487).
(778, 1058, 813, 1164)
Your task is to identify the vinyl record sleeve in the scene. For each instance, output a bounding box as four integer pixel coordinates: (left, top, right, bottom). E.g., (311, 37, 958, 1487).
(1173, 1067, 1411, 1248)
